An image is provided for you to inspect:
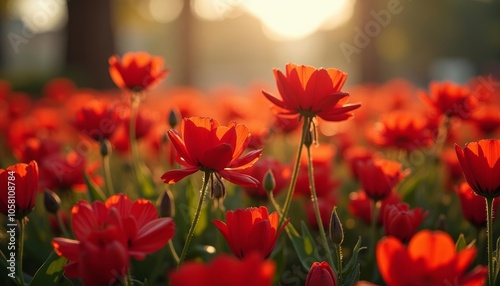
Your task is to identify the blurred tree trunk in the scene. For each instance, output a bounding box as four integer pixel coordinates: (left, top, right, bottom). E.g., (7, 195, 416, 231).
(177, 0, 194, 86)
(66, 0, 115, 89)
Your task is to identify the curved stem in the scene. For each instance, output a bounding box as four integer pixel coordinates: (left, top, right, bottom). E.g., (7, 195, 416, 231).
(280, 117, 310, 226)
(168, 240, 180, 265)
(335, 244, 343, 284)
(178, 172, 210, 267)
(486, 197, 494, 286)
(369, 200, 380, 257)
(129, 93, 142, 181)
(306, 144, 334, 268)
(433, 115, 450, 157)
(101, 139, 114, 196)
(56, 210, 70, 238)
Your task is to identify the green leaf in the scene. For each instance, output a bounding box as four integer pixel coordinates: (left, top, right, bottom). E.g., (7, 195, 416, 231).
(83, 170, 106, 202)
(455, 233, 467, 251)
(341, 236, 365, 286)
(30, 251, 69, 286)
(287, 221, 320, 271)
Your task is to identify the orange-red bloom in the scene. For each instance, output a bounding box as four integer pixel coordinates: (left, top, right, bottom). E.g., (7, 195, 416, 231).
(262, 63, 360, 121)
(109, 51, 169, 91)
(382, 203, 428, 242)
(455, 139, 500, 198)
(52, 194, 175, 282)
(348, 190, 400, 226)
(457, 182, 499, 227)
(306, 261, 337, 286)
(356, 159, 408, 201)
(420, 81, 477, 119)
(212, 206, 289, 259)
(0, 161, 38, 219)
(377, 230, 487, 286)
(73, 100, 120, 142)
(161, 117, 262, 188)
(170, 253, 275, 286)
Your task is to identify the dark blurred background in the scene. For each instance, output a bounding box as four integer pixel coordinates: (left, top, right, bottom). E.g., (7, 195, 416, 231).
(1, 0, 499, 92)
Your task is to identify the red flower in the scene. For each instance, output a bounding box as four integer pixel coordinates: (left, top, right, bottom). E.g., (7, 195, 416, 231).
(306, 261, 337, 286)
(377, 230, 487, 286)
(38, 151, 91, 192)
(455, 139, 500, 198)
(382, 203, 429, 242)
(369, 111, 434, 152)
(212, 206, 289, 259)
(348, 190, 400, 226)
(456, 182, 499, 227)
(170, 253, 275, 286)
(0, 161, 39, 219)
(470, 106, 500, 136)
(420, 81, 477, 119)
(73, 100, 120, 142)
(161, 117, 262, 189)
(262, 63, 360, 121)
(52, 194, 175, 280)
(356, 159, 408, 201)
(109, 51, 169, 91)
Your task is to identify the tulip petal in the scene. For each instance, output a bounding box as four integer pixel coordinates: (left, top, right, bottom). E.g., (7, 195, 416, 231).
(130, 218, 175, 258)
(219, 170, 260, 187)
(52, 238, 80, 261)
(161, 167, 200, 184)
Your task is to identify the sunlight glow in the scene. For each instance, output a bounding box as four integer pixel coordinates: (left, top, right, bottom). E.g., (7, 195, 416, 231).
(149, 0, 184, 23)
(243, 0, 355, 41)
(9, 0, 67, 34)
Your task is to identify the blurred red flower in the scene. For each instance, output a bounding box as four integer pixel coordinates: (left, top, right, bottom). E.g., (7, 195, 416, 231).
(455, 139, 500, 198)
(348, 190, 400, 226)
(73, 100, 120, 142)
(377, 230, 487, 286)
(109, 51, 169, 91)
(470, 105, 500, 136)
(305, 261, 337, 286)
(0, 160, 38, 219)
(240, 157, 291, 199)
(382, 203, 429, 242)
(356, 158, 408, 201)
(369, 111, 434, 152)
(420, 81, 477, 119)
(170, 253, 275, 286)
(456, 182, 500, 227)
(212, 206, 289, 259)
(262, 63, 360, 121)
(161, 117, 262, 188)
(52, 194, 175, 282)
(305, 196, 337, 230)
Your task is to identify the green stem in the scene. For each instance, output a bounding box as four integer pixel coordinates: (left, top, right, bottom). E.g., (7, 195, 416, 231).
(280, 117, 310, 226)
(56, 210, 70, 238)
(178, 172, 210, 267)
(129, 93, 141, 180)
(124, 271, 133, 286)
(306, 144, 334, 268)
(368, 200, 380, 257)
(168, 240, 180, 265)
(18, 218, 26, 286)
(335, 244, 343, 285)
(433, 115, 450, 157)
(101, 139, 114, 196)
(486, 197, 495, 286)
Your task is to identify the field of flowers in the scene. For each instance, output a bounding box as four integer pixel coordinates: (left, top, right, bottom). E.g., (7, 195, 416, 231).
(0, 52, 499, 285)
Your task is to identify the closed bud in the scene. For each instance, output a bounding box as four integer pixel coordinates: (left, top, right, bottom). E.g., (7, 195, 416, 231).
(329, 206, 344, 245)
(168, 108, 180, 129)
(100, 139, 112, 157)
(44, 189, 61, 214)
(304, 129, 313, 148)
(157, 188, 175, 217)
(263, 169, 276, 193)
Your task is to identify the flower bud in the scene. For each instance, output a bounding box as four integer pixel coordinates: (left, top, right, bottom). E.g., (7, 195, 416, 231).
(329, 206, 344, 245)
(157, 188, 175, 218)
(306, 261, 337, 286)
(168, 108, 180, 129)
(44, 189, 61, 214)
(263, 169, 276, 193)
(100, 139, 112, 157)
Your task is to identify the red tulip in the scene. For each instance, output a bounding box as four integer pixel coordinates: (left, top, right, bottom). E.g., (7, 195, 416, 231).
(0, 161, 39, 219)
(356, 158, 408, 201)
(305, 261, 337, 286)
(348, 190, 400, 226)
(262, 63, 360, 121)
(420, 81, 477, 119)
(212, 206, 289, 259)
(170, 253, 275, 286)
(109, 51, 169, 91)
(73, 100, 120, 142)
(161, 117, 262, 189)
(455, 139, 500, 198)
(382, 203, 429, 242)
(377, 230, 487, 286)
(52, 194, 175, 282)
(456, 182, 499, 227)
